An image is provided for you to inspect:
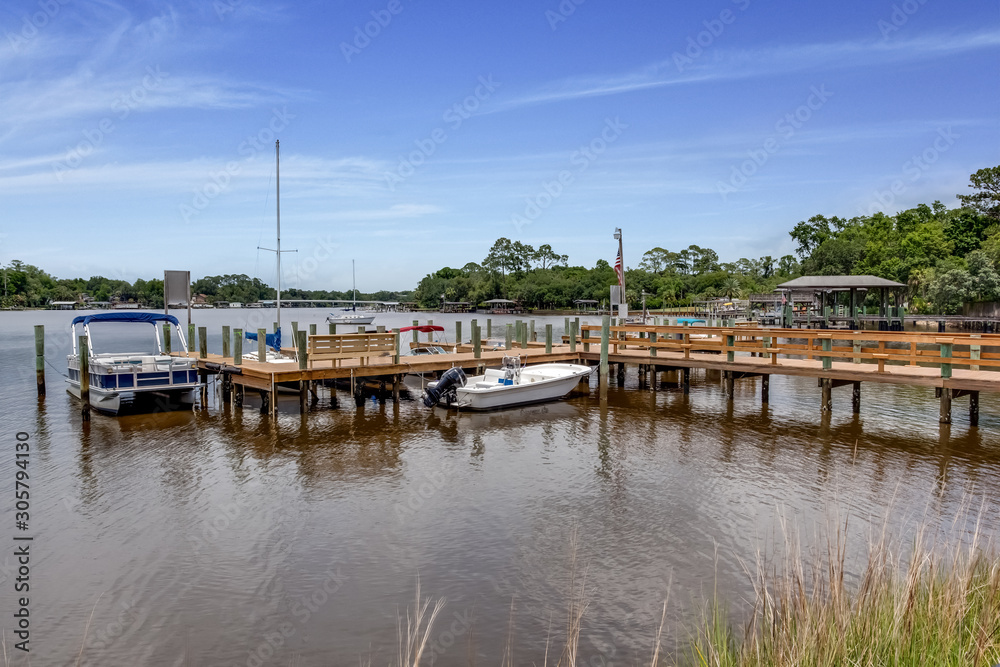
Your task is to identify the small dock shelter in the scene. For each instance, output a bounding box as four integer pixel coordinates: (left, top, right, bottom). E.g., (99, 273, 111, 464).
(775, 275, 906, 329)
(573, 299, 600, 313)
(483, 298, 521, 314)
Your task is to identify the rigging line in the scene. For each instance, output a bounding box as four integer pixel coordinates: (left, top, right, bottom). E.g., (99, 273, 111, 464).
(45, 356, 69, 377)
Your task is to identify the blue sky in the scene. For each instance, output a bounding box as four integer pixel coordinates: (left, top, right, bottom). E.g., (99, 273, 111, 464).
(1, 0, 998, 291)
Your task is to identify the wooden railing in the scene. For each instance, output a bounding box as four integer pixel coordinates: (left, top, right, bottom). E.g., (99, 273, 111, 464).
(307, 333, 397, 368)
(576, 325, 1000, 376)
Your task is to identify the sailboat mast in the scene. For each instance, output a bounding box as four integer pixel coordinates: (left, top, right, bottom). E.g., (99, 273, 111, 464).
(275, 140, 281, 330)
(352, 259, 356, 309)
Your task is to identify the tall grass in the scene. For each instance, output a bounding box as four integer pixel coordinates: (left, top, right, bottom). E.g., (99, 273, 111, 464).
(689, 517, 1000, 667)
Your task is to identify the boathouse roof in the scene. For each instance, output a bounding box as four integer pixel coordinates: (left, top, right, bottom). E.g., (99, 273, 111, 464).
(775, 275, 905, 291)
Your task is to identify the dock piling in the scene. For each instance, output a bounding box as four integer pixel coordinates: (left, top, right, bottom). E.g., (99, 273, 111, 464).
(852, 381, 861, 413)
(257, 328, 266, 363)
(939, 388, 952, 424)
(456, 321, 462, 346)
(297, 330, 308, 412)
(79, 335, 90, 422)
(600, 315, 610, 387)
(163, 324, 171, 354)
(545, 324, 552, 353)
(198, 327, 208, 359)
(222, 326, 231, 358)
(188, 324, 195, 354)
(762, 374, 769, 404)
(970, 390, 980, 427)
(412, 320, 419, 344)
(393, 328, 401, 364)
(234, 329, 243, 365)
(570, 321, 577, 353)
(487, 318, 492, 338)
(329, 323, 337, 334)
(34, 325, 45, 396)
(310, 324, 317, 336)
(821, 378, 832, 412)
(473, 324, 481, 359)
(529, 319, 535, 342)
(505, 324, 513, 350)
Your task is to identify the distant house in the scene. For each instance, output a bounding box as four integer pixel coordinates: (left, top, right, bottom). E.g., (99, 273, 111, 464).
(49, 301, 78, 310)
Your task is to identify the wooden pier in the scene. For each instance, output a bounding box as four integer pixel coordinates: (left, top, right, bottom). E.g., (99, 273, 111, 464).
(175, 321, 1000, 425)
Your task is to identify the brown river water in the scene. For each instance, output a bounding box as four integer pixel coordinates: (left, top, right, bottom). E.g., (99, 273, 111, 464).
(1, 309, 998, 665)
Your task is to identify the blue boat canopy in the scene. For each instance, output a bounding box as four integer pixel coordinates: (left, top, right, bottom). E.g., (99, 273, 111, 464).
(71, 312, 181, 327)
(245, 328, 281, 353)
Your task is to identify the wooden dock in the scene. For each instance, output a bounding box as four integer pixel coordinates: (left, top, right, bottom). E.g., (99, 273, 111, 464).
(176, 320, 1000, 425)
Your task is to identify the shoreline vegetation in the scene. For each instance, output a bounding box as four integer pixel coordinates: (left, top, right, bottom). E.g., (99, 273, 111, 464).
(378, 512, 999, 667)
(3, 167, 998, 315)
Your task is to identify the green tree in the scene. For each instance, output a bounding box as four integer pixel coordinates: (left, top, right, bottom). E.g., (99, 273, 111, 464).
(957, 165, 1000, 221)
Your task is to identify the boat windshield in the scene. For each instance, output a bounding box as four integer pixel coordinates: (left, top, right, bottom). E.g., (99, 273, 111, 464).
(80, 322, 164, 355)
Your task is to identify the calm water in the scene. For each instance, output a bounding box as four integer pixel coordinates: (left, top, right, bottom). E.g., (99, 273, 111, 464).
(1, 309, 999, 665)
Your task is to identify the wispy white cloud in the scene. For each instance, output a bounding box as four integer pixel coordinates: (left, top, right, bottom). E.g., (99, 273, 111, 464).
(489, 30, 1000, 114)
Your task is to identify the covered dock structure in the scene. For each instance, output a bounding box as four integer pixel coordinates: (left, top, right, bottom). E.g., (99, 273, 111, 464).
(774, 275, 907, 330)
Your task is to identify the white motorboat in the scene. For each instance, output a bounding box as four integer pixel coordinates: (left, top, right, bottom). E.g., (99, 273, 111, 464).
(67, 312, 201, 415)
(423, 356, 593, 411)
(326, 313, 375, 326)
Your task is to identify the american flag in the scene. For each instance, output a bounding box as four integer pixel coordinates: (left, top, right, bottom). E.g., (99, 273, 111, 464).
(614, 248, 624, 288)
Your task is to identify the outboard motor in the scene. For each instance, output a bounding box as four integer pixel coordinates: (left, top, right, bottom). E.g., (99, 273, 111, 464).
(423, 367, 467, 408)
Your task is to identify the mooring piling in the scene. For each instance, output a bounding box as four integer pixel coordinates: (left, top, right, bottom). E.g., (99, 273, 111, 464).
(234, 329, 243, 365)
(257, 328, 266, 363)
(34, 325, 45, 396)
(79, 335, 90, 422)
(222, 325, 231, 358)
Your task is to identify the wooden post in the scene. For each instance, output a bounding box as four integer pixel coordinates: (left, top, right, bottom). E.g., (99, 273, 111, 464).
(376, 325, 385, 333)
(938, 339, 953, 378)
(188, 323, 195, 353)
(234, 329, 243, 365)
(852, 381, 861, 413)
(357, 325, 366, 334)
(426, 321, 433, 342)
(762, 374, 769, 404)
(222, 325, 231, 358)
(487, 318, 492, 339)
(724, 330, 735, 362)
(198, 327, 208, 359)
(393, 329, 400, 364)
(545, 324, 553, 353)
(970, 334, 981, 371)
(583, 327, 590, 352)
(649, 331, 656, 357)
(970, 390, 980, 427)
(564, 317, 570, 338)
(820, 334, 832, 371)
(329, 323, 337, 335)
(724, 371, 734, 401)
(297, 330, 308, 412)
(569, 321, 577, 353)
(412, 320, 419, 344)
(291, 321, 299, 344)
(519, 321, 527, 349)
(529, 319, 535, 342)
(682, 367, 690, 394)
(79, 335, 90, 421)
(310, 323, 317, 336)
(853, 339, 861, 364)
(34, 325, 45, 396)
(257, 328, 266, 363)
(600, 315, 610, 387)
(273, 321, 278, 333)
(939, 387, 952, 424)
(456, 321, 462, 346)
(821, 377, 832, 412)
(514, 320, 522, 345)
(505, 323, 513, 350)
(163, 324, 171, 354)
(473, 324, 481, 359)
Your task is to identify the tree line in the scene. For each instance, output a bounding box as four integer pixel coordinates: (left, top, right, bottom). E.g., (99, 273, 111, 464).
(3, 166, 997, 314)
